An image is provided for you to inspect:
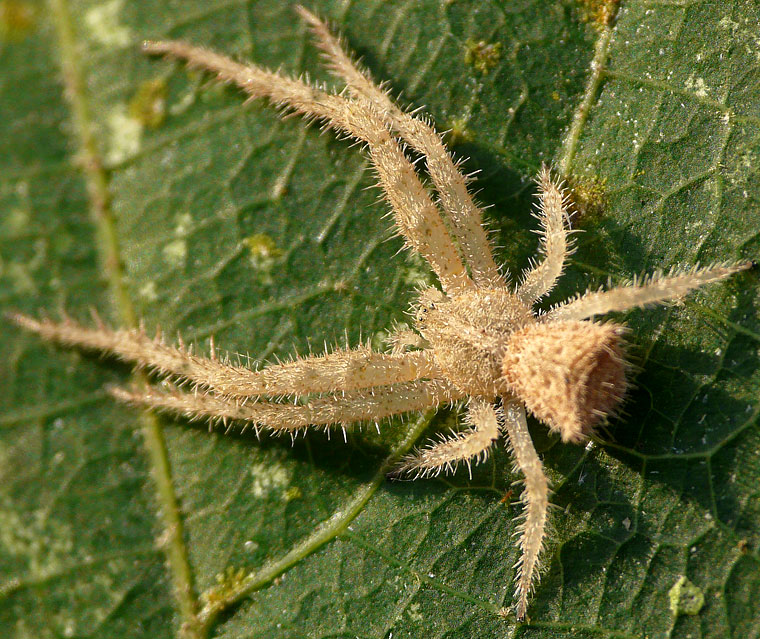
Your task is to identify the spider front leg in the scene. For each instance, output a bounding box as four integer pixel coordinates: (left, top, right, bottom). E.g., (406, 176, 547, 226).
(8, 313, 440, 397)
(296, 6, 505, 288)
(517, 166, 574, 304)
(142, 40, 473, 294)
(393, 398, 502, 478)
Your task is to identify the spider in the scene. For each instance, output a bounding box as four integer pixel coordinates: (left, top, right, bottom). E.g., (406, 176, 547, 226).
(10, 6, 749, 620)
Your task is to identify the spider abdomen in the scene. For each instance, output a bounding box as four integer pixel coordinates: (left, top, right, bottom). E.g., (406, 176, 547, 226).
(502, 320, 629, 442)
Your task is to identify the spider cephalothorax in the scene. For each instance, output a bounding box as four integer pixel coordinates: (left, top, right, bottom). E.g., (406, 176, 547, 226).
(10, 6, 749, 621)
(415, 286, 534, 397)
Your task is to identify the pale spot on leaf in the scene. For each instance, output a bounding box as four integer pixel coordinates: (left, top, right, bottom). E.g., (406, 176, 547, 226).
(250, 462, 290, 498)
(84, 0, 130, 48)
(162, 239, 187, 266)
(669, 576, 705, 616)
(105, 105, 142, 165)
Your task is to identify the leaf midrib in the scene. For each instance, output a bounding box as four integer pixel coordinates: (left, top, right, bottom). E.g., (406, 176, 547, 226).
(47, 0, 202, 634)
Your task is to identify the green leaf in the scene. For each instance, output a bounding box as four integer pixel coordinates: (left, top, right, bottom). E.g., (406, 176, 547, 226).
(1, 1, 758, 637)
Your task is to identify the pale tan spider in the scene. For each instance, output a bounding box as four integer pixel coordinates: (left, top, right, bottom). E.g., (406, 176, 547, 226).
(10, 7, 749, 620)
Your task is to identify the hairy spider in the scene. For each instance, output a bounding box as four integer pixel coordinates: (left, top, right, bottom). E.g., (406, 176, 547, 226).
(10, 6, 749, 620)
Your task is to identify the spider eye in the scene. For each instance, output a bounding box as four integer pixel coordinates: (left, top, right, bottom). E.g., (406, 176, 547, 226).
(414, 294, 440, 324)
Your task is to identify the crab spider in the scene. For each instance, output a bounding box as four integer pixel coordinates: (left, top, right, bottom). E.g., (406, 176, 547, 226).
(10, 6, 749, 620)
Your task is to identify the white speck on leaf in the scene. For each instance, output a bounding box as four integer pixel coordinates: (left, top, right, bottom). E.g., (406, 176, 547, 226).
(84, 0, 131, 48)
(139, 281, 158, 302)
(105, 105, 142, 165)
(250, 462, 290, 498)
(162, 239, 187, 267)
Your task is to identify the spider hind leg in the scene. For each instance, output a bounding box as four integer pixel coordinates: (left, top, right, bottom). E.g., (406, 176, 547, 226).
(392, 399, 502, 479)
(109, 379, 463, 433)
(502, 401, 550, 620)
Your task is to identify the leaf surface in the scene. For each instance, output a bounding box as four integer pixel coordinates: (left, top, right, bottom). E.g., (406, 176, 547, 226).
(1, 1, 758, 638)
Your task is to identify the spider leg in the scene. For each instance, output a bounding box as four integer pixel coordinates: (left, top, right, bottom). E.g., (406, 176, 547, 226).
(502, 400, 549, 621)
(109, 379, 463, 432)
(296, 5, 505, 287)
(517, 166, 574, 304)
(392, 398, 501, 478)
(142, 41, 472, 293)
(8, 313, 440, 397)
(545, 261, 751, 321)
